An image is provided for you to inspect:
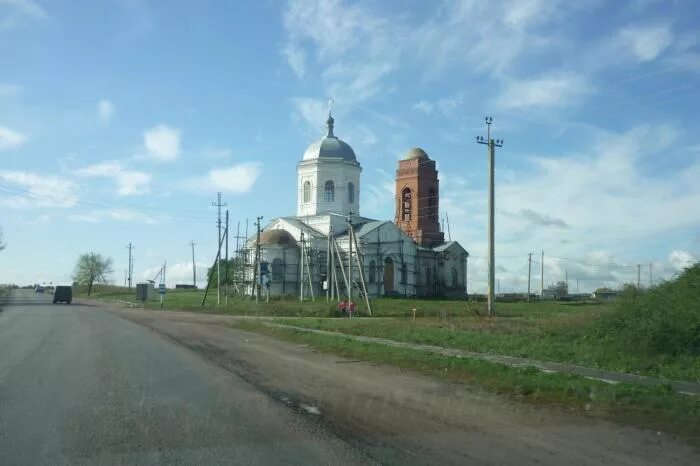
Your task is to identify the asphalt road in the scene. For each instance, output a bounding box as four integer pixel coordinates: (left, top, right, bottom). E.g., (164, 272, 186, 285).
(0, 290, 372, 465)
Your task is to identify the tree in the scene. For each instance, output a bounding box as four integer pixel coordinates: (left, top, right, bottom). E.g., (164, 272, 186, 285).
(73, 252, 113, 296)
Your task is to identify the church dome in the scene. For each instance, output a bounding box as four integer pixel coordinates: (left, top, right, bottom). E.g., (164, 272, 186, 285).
(258, 229, 298, 247)
(302, 114, 357, 162)
(404, 147, 429, 160)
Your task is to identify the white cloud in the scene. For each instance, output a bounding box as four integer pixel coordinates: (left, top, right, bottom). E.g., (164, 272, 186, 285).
(282, 43, 307, 78)
(0, 0, 47, 29)
(97, 99, 114, 121)
(668, 250, 697, 271)
(618, 24, 673, 62)
(143, 124, 180, 161)
(413, 93, 466, 116)
(68, 209, 157, 224)
(442, 123, 700, 292)
(77, 161, 151, 196)
(141, 261, 208, 288)
(208, 162, 262, 194)
(0, 125, 26, 150)
(0, 170, 78, 208)
(495, 73, 591, 110)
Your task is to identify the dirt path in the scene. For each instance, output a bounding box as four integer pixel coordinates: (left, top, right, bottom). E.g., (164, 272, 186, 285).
(107, 306, 699, 465)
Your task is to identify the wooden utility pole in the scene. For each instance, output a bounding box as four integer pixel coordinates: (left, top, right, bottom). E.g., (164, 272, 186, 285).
(225, 210, 229, 304)
(190, 241, 196, 288)
(254, 216, 262, 303)
(527, 253, 532, 302)
(540, 250, 544, 299)
(212, 192, 227, 305)
(649, 263, 653, 287)
(637, 264, 641, 288)
(347, 212, 353, 305)
(476, 117, 502, 317)
(350, 222, 372, 315)
(299, 231, 305, 302)
(326, 229, 331, 302)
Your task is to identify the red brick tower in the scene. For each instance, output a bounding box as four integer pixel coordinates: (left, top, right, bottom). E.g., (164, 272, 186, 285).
(395, 148, 444, 247)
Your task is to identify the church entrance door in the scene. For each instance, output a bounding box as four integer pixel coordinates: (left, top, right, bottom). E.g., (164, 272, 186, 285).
(383, 257, 394, 295)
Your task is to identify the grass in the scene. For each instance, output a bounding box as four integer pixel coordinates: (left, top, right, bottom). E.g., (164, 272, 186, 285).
(233, 319, 700, 441)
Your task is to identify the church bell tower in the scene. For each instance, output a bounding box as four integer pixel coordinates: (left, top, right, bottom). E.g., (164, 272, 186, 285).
(395, 148, 444, 247)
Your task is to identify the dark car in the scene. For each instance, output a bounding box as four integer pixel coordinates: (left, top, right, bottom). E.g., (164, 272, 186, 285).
(53, 286, 72, 304)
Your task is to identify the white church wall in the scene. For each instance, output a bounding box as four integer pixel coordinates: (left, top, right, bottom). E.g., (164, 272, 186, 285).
(297, 159, 360, 218)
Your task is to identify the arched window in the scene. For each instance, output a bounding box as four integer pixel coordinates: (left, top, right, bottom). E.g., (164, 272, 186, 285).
(272, 258, 284, 282)
(428, 187, 437, 220)
(348, 182, 354, 203)
(451, 267, 459, 289)
(401, 187, 412, 221)
(303, 181, 311, 203)
(368, 260, 376, 283)
(324, 180, 334, 202)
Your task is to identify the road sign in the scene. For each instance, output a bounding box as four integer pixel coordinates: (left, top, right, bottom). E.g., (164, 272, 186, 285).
(158, 283, 166, 294)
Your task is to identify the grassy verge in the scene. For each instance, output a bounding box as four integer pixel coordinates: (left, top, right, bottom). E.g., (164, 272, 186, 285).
(276, 315, 700, 382)
(233, 319, 700, 441)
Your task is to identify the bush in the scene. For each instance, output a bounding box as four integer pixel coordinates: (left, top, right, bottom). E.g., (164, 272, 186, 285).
(592, 264, 700, 357)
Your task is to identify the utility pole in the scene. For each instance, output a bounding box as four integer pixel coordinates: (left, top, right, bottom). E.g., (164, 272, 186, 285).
(565, 269, 568, 290)
(637, 264, 641, 288)
(254, 216, 262, 303)
(212, 192, 227, 305)
(540, 250, 544, 299)
(326, 230, 331, 303)
(225, 210, 229, 305)
(476, 116, 503, 317)
(649, 263, 653, 287)
(126, 242, 133, 289)
(190, 241, 196, 288)
(527, 253, 532, 302)
(347, 212, 354, 304)
(445, 212, 452, 241)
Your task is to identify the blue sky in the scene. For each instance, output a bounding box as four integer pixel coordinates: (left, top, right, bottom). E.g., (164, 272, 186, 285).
(1, 0, 699, 292)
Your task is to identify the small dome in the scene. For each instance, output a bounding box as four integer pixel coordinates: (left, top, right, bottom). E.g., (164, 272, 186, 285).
(404, 147, 429, 160)
(302, 113, 357, 162)
(258, 229, 298, 247)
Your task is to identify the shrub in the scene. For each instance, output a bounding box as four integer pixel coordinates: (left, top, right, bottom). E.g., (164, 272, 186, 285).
(592, 264, 700, 357)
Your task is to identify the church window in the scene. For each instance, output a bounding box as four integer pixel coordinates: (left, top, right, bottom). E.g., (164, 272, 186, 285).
(368, 260, 376, 283)
(324, 180, 335, 202)
(272, 259, 284, 282)
(428, 188, 437, 221)
(400, 263, 408, 284)
(348, 182, 354, 203)
(401, 187, 412, 221)
(303, 181, 311, 203)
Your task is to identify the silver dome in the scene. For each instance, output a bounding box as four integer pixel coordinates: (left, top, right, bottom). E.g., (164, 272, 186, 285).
(302, 114, 357, 162)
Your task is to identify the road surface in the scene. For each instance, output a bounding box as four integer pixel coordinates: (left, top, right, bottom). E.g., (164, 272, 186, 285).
(1, 289, 698, 465)
(0, 290, 371, 465)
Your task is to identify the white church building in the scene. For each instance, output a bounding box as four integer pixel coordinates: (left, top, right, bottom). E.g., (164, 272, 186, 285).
(243, 113, 468, 299)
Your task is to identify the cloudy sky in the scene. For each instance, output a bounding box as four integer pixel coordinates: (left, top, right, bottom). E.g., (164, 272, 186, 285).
(1, 0, 699, 292)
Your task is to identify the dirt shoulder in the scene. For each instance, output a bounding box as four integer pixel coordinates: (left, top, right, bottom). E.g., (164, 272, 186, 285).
(108, 306, 699, 466)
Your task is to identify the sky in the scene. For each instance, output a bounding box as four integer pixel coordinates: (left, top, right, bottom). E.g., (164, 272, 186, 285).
(1, 0, 699, 292)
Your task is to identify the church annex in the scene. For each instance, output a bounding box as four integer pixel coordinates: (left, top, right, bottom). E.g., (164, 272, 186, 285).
(242, 112, 468, 298)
